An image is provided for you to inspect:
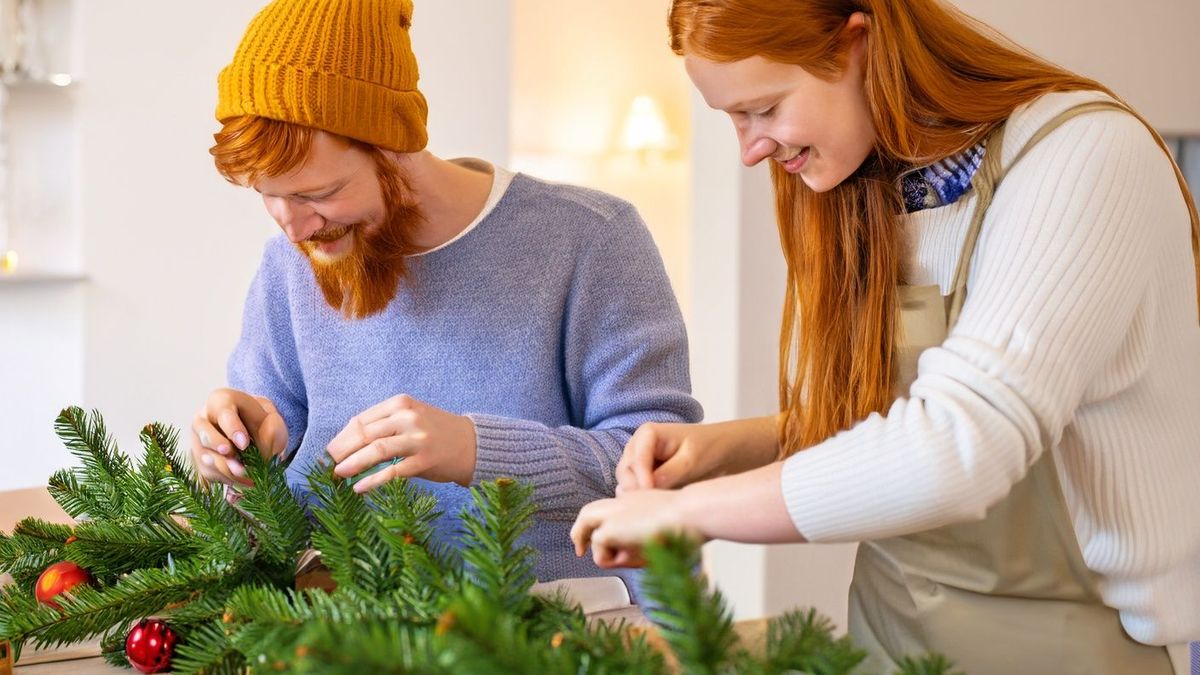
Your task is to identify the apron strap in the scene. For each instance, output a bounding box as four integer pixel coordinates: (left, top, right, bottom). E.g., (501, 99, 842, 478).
(945, 100, 1133, 328)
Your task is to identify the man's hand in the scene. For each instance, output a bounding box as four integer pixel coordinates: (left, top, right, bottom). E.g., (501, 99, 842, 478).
(615, 417, 780, 495)
(191, 388, 289, 487)
(326, 394, 477, 492)
(569, 489, 702, 568)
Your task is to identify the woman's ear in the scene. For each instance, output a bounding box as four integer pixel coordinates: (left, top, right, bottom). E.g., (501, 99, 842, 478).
(843, 11, 870, 70)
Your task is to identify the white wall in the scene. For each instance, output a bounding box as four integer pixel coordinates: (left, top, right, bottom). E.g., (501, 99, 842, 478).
(950, 0, 1200, 134)
(0, 0, 511, 490)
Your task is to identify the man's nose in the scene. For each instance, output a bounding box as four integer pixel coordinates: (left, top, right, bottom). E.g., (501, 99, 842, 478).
(266, 197, 320, 243)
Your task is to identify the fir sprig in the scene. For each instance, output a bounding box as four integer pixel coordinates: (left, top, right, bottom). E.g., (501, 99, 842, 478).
(63, 517, 202, 582)
(0, 518, 71, 587)
(233, 449, 309, 581)
(52, 407, 133, 520)
(306, 466, 393, 600)
(640, 533, 738, 674)
(458, 478, 537, 615)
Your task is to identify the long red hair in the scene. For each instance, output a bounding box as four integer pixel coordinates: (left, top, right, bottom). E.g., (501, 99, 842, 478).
(669, 0, 1200, 455)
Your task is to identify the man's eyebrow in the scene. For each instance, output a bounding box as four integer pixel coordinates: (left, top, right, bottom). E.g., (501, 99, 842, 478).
(255, 178, 349, 197)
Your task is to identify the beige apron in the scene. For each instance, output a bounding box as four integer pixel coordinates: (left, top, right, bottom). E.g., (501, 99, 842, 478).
(850, 101, 1177, 675)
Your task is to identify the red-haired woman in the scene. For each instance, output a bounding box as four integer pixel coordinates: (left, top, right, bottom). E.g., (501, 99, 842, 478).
(571, 1, 1199, 672)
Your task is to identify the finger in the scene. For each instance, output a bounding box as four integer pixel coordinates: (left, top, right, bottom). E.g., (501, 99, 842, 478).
(651, 453, 696, 490)
(593, 538, 623, 569)
(357, 394, 417, 427)
(192, 433, 252, 487)
(624, 428, 660, 491)
(191, 430, 226, 484)
(251, 396, 290, 458)
(351, 457, 426, 494)
(326, 415, 370, 463)
(334, 435, 417, 478)
(570, 505, 606, 557)
(615, 461, 638, 496)
(208, 388, 278, 452)
(193, 413, 233, 456)
(328, 407, 419, 462)
(609, 549, 646, 568)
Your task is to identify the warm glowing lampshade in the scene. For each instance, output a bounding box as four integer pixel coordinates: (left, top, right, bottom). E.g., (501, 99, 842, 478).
(619, 95, 673, 154)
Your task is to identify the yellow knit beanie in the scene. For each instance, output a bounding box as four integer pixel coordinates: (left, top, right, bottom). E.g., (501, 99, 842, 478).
(216, 0, 428, 153)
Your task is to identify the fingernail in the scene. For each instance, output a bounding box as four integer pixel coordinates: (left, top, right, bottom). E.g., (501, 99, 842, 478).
(217, 444, 231, 455)
(227, 459, 247, 478)
(201, 454, 214, 467)
(234, 432, 248, 449)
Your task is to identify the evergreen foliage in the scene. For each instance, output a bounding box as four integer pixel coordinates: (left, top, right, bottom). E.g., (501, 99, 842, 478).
(0, 407, 961, 674)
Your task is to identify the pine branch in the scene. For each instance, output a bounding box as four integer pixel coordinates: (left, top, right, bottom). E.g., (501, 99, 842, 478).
(640, 533, 738, 675)
(169, 619, 246, 675)
(64, 517, 202, 581)
(764, 608, 865, 674)
(167, 474, 252, 564)
(306, 465, 393, 599)
(126, 424, 187, 521)
(895, 653, 963, 675)
(52, 407, 133, 520)
(100, 624, 132, 669)
(367, 479, 458, 618)
(235, 449, 310, 579)
(46, 470, 111, 522)
(0, 583, 61, 651)
(2, 558, 243, 650)
(144, 422, 198, 491)
(289, 619, 451, 675)
(458, 478, 537, 615)
(0, 519, 71, 586)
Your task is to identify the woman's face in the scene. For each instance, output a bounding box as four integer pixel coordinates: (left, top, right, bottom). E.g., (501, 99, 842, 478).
(683, 23, 875, 193)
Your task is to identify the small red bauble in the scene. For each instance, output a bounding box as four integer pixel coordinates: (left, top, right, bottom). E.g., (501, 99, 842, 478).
(34, 561, 91, 610)
(125, 619, 177, 674)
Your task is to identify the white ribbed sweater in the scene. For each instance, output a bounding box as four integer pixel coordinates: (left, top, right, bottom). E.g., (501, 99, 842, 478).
(780, 91, 1200, 646)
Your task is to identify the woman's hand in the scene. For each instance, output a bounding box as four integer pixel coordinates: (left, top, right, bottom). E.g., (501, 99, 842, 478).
(569, 489, 702, 568)
(190, 388, 289, 487)
(615, 416, 779, 494)
(326, 394, 477, 492)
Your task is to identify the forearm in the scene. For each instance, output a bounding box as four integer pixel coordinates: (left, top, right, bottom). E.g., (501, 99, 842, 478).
(714, 414, 781, 474)
(469, 413, 633, 518)
(677, 461, 806, 543)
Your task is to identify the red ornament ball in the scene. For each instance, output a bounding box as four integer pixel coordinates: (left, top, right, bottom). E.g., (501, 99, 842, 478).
(34, 561, 91, 610)
(125, 619, 177, 674)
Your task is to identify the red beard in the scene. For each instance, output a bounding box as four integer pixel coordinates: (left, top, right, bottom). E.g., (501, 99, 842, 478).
(297, 159, 422, 320)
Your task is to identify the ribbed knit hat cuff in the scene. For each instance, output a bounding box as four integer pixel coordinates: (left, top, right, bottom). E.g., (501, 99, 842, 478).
(216, 61, 429, 154)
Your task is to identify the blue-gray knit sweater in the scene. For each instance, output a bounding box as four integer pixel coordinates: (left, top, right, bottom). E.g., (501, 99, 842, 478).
(227, 171, 703, 593)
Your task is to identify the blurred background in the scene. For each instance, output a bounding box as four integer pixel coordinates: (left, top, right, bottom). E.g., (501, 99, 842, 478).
(1, 0, 1197, 628)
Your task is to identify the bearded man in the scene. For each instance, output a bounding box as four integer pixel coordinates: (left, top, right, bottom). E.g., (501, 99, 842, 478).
(189, 0, 701, 594)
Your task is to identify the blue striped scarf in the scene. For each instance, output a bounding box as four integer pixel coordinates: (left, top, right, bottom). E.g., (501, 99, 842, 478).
(900, 142, 987, 213)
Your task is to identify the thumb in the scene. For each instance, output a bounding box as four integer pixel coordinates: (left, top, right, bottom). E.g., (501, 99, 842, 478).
(651, 452, 696, 490)
(252, 396, 290, 459)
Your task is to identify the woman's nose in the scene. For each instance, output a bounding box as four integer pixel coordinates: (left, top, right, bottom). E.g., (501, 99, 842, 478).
(741, 136, 779, 167)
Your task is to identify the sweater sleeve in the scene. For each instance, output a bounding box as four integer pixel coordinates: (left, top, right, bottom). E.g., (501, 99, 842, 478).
(469, 203, 703, 520)
(780, 109, 1179, 542)
(227, 239, 309, 460)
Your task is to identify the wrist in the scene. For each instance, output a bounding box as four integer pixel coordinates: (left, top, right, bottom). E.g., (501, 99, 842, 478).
(457, 414, 478, 486)
(674, 484, 710, 542)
